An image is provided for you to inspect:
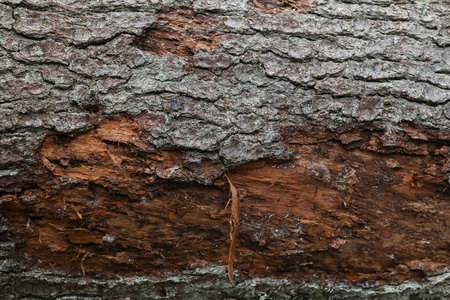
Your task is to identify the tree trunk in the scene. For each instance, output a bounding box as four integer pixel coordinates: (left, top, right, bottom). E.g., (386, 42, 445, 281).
(1, 0, 449, 298)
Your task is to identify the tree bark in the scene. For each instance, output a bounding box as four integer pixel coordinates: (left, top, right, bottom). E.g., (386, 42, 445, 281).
(1, 0, 449, 298)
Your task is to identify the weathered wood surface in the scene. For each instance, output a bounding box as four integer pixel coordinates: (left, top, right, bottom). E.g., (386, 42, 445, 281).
(0, 0, 449, 298)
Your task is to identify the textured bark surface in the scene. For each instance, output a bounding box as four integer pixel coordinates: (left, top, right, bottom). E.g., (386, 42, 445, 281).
(1, 0, 450, 298)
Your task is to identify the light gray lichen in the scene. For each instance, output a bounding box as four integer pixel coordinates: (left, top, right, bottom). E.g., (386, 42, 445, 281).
(0, 264, 449, 299)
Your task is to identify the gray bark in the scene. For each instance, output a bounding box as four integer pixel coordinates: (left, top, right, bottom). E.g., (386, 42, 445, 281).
(1, 0, 449, 298)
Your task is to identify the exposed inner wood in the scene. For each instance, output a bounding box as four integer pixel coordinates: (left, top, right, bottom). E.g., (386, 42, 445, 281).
(132, 9, 227, 57)
(249, 0, 318, 14)
(0, 116, 449, 283)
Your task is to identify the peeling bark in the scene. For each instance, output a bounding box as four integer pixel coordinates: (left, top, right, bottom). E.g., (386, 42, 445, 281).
(0, 0, 450, 298)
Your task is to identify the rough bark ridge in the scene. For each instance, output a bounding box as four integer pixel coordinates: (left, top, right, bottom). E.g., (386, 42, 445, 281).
(0, 0, 450, 298)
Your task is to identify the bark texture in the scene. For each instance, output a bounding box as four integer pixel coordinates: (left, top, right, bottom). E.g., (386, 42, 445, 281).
(0, 0, 450, 298)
